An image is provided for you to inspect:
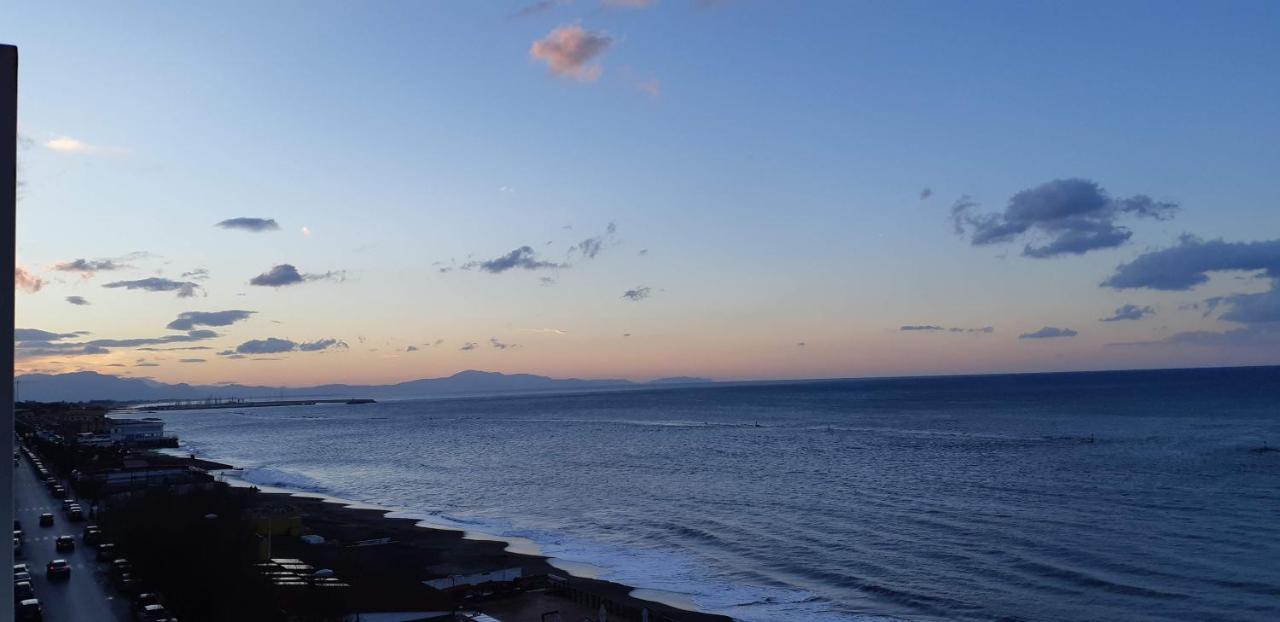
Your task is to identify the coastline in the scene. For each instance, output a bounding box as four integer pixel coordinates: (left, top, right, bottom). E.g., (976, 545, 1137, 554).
(185, 454, 733, 622)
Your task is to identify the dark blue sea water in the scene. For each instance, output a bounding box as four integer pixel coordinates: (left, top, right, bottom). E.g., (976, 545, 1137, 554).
(152, 366, 1280, 621)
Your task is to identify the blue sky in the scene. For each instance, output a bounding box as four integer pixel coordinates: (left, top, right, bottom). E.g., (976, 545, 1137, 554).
(6, 1, 1280, 385)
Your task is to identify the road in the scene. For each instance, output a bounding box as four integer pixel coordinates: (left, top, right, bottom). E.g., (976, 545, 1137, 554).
(14, 451, 132, 621)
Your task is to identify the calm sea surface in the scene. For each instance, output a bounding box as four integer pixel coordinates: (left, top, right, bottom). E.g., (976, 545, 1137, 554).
(152, 366, 1280, 621)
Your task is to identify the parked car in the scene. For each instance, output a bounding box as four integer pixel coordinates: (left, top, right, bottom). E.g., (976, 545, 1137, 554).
(67, 507, 84, 522)
(55, 536, 74, 553)
(111, 558, 133, 578)
(131, 592, 160, 614)
(14, 563, 28, 574)
(45, 560, 70, 581)
(38, 514, 53, 528)
(96, 542, 116, 561)
(12, 528, 21, 541)
(13, 520, 21, 531)
(61, 500, 76, 513)
(51, 486, 65, 497)
(14, 579, 35, 601)
(114, 571, 138, 594)
(13, 537, 21, 559)
(83, 526, 102, 545)
(137, 603, 170, 622)
(15, 597, 42, 621)
(14, 570, 32, 584)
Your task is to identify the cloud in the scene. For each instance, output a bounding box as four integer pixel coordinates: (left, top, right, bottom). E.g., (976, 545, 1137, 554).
(621, 286, 652, 301)
(65, 296, 90, 306)
(636, 79, 661, 98)
(1102, 236, 1280, 291)
(902, 325, 994, 334)
(463, 247, 564, 274)
(15, 329, 78, 343)
(603, 0, 655, 7)
(1109, 324, 1280, 347)
(1019, 326, 1079, 339)
(216, 217, 280, 232)
(900, 325, 944, 331)
(15, 329, 220, 359)
(15, 265, 44, 293)
(489, 337, 517, 350)
(178, 358, 206, 363)
(571, 221, 619, 260)
(951, 179, 1177, 258)
(512, 0, 568, 18)
(524, 328, 568, 335)
(459, 342, 479, 351)
(1101, 304, 1154, 322)
(44, 136, 105, 154)
(406, 345, 419, 352)
(796, 341, 806, 347)
(1102, 236, 1280, 326)
(166, 310, 255, 331)
(182, 268, 210, 281)
(920, 188, 933, 200)
(136, 346, 213, 352)
(249, 264, 345, 287)
(298, 338, 347, 352)
(52, 258, 130, 274)
(103, 277, 200, 298)
(530, 24, 613, 81)
(134, 362, 160, 368)
(235, 338, 297, 355)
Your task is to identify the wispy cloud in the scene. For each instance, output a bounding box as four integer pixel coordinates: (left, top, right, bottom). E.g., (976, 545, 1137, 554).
(622, 286, 652, 301)
(463, 247, 564, 274)
(512, 0, 570, 18)
(1100, 304, 1154, 322)
(102, 277, 200, 298)
(489, 337, 517, 350)
(216, 217, 280, 232)
(232, 337, 347, 355)
(44, 136, 116, 155)
(459, 342, 479, 351)
(530, 24, 613, 81)
(1019, 326, 1078, 339)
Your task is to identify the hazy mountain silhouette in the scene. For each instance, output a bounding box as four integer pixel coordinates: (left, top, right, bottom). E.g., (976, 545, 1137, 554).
(13, 370, 689, 403)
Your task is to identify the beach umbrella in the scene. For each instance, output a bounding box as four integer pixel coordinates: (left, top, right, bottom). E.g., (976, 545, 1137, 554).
(598, 604, 607, 622)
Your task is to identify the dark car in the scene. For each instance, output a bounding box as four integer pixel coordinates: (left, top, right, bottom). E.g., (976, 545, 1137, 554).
(38, 514, 53, 528)
(51, 485, 66, 498)
(111, 558, 133, 577)
(16, 598, 42, 621)
(96, 542, 116, 561)
(13, 520, 20, 531)
(112, 571, 137, 594)
(67, 507, 84, 522)
(14, 570, 32, 584)
(83, 526, 102, 545)
(61, 500, 75, 513)
(55, 536, 74, 553)
(45, 559, 70, 581)
(131, 591, 160, 613)
(137, 603, 171, 622)
(15, 579, 35, 600)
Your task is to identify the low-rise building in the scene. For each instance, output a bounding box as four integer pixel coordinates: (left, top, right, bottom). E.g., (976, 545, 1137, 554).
(108, 417, 167, 444)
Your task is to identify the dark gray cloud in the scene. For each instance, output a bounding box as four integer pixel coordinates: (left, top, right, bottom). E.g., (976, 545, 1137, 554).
(571, 221, 619, 260)
(900, 325, 943, 331)
(459, 342, 479, 351)
(134, 362, 160, 367)
(489, 337, 516, 350)
(103, 277, 200, 298)
(15, 328, 78, 342)
(903, 325, 994, 334)
(234, 337, 346, 355)
(1108, 324, 1280, 347)
(235, 338, 297, 354)
(182, 268, 210, 281)
(1102, 236, 1280, 327)
(621, 286, 652, 301)
(463, 247, 564, 273)
(1019, 326, 1079, 339)
(298, 338, 347, 352)
(136, 346, 213, 352)
(15, 329, 219, 358)
(951, 179, 1177, 258)
(1101, 304, 1155, 322)
(796, 341, 806, 347)
(249, 264, 345, 287)
(1102, 236, 1280, 291)
(65, 295, 90, 306)
(216, 217, 280, 232)
(166, 310, 255, 331)
(53, 258, 129, 273)
(920, 188, 933, 200)
(405, 345, 419, 352)
(178, 358, 206, 363)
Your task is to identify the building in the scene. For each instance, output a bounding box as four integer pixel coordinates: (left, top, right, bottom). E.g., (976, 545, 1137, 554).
(107, 417, 167, 444)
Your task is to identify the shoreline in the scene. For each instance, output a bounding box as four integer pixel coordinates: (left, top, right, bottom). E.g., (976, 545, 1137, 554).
(182, 453, 732, 622)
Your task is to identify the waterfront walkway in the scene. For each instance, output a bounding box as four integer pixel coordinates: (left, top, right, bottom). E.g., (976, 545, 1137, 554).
(15, 452, 132, 621)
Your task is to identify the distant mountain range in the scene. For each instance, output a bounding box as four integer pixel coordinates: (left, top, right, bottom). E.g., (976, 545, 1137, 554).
(14, 370, 714, 403)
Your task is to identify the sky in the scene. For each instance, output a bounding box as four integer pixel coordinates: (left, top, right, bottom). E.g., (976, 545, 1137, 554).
(5, 1, 1280, 386)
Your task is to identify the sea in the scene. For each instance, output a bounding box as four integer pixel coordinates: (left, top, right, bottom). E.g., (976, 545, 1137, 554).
(150, 366, 1280, 622)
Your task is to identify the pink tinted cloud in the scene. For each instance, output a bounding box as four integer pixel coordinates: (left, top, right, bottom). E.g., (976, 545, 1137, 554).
(603, 0, 656, 7)
(15, 265, 44, 293)
(530, 25, 613, 82)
